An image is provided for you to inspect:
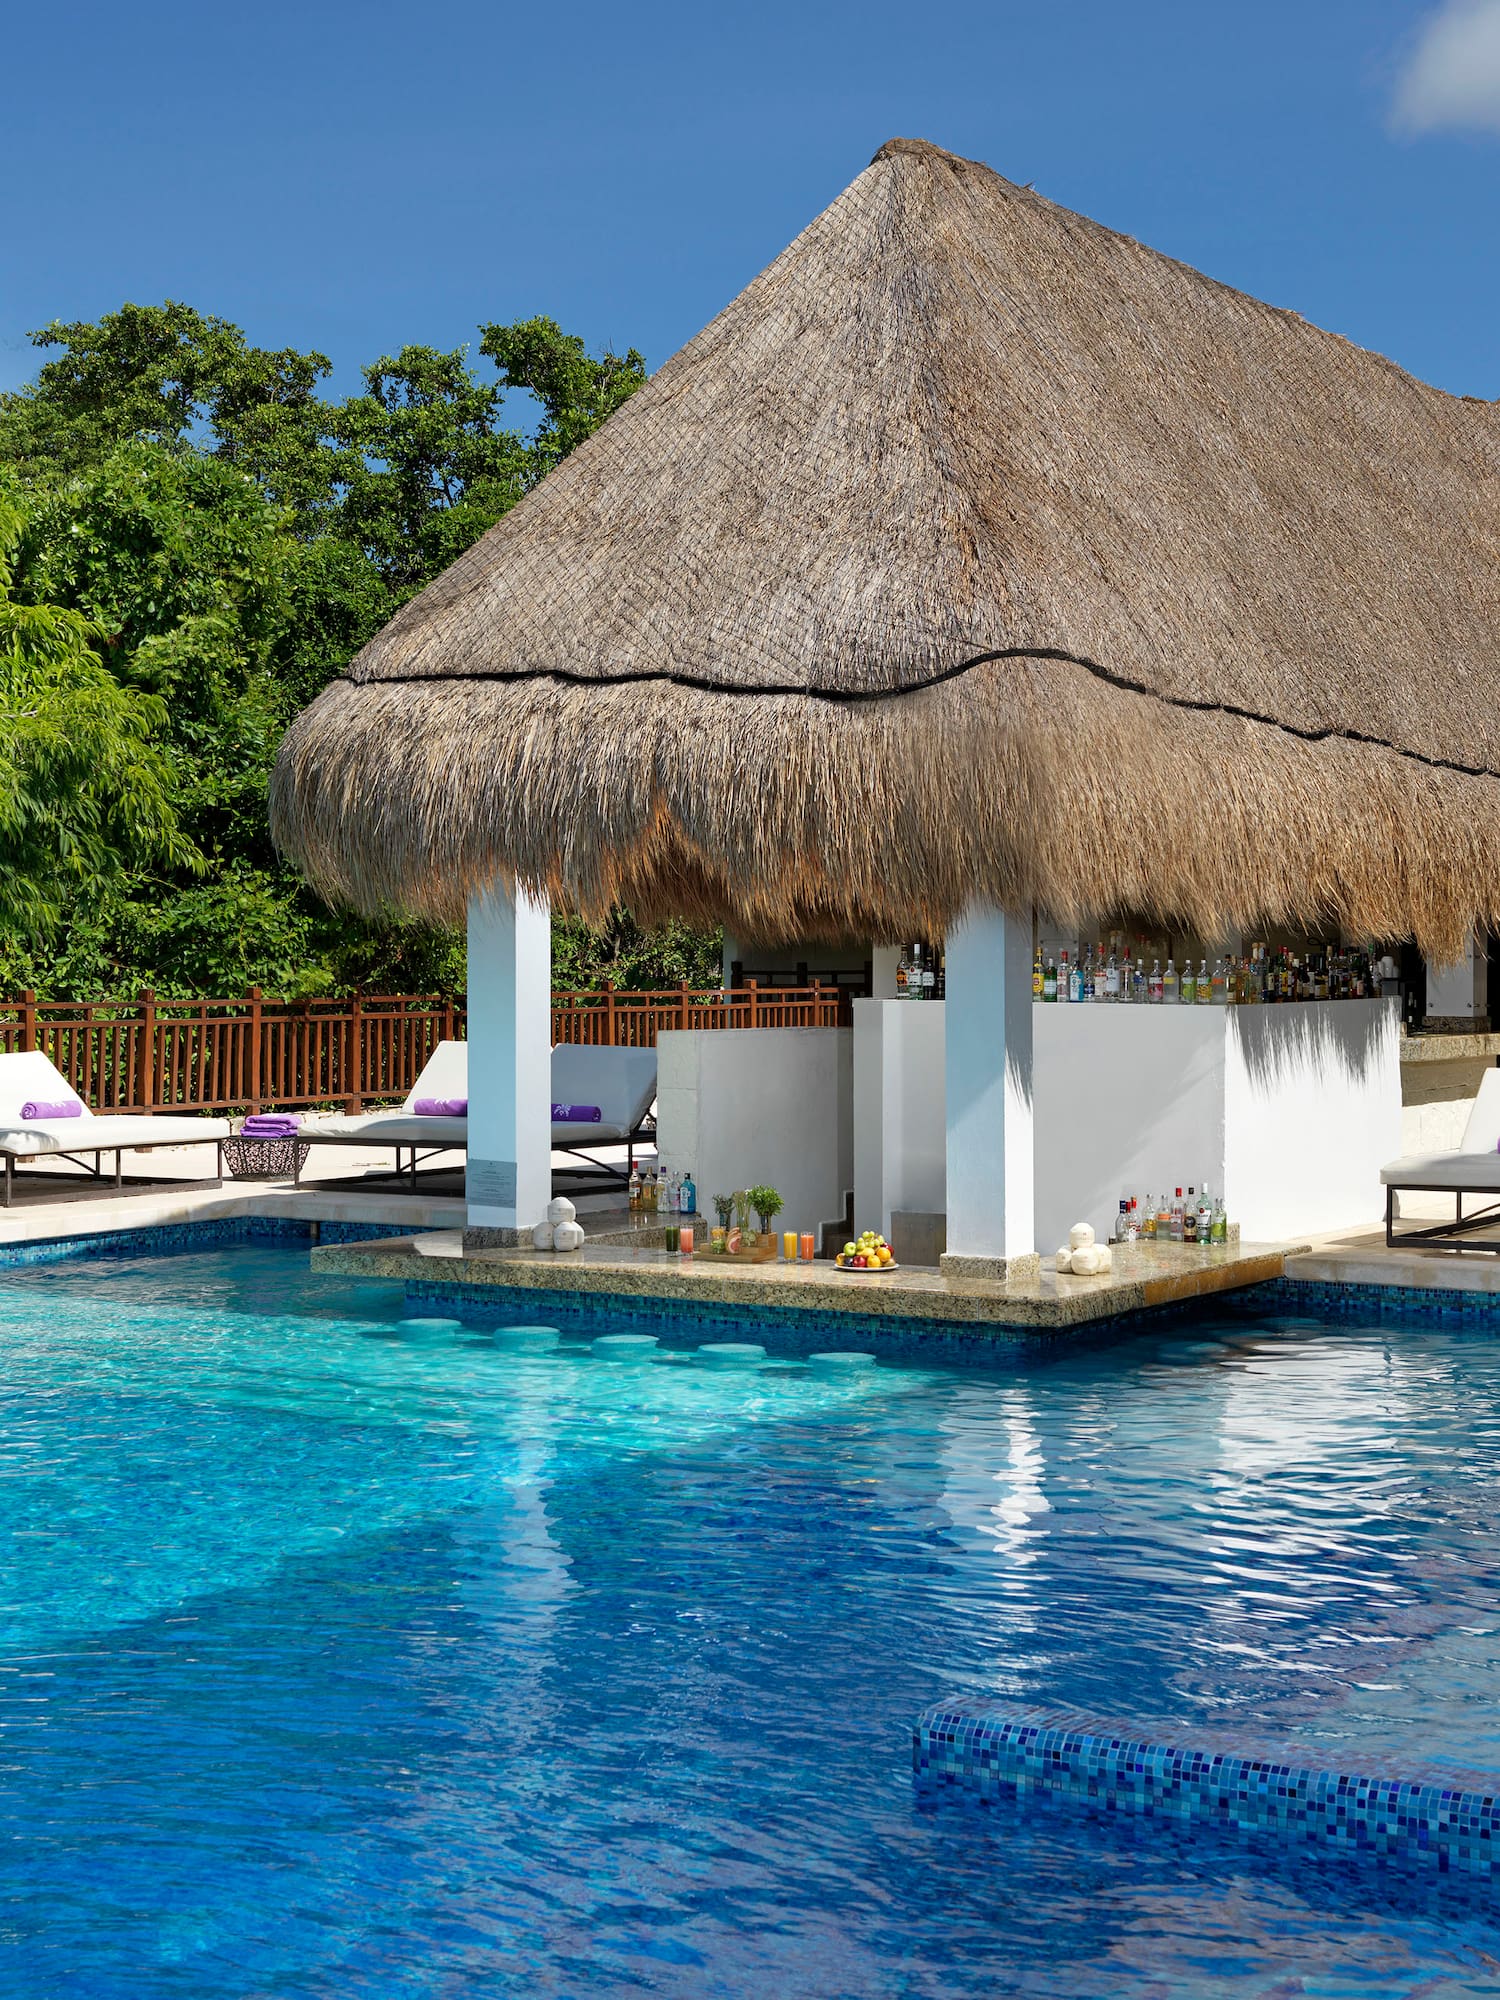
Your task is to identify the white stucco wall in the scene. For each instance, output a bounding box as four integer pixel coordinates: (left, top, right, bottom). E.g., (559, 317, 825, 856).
(850, 998, 1400, 1254)
(1221, 1002, 1401, 1240)
(655, 1027, 853, 1238)
(1426, 940, 1487, 1020)
(853, 1000, 947, 1239)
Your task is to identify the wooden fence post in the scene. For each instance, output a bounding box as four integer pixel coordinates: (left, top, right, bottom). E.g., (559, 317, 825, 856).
(679, 982, 690, 1030)
(747, 978, 759, 1029)
(247, 987, 264, 1114)
(604, 981, 616, 1048)
(349, 992, 363, 1112)
(19, 991, 35, 1053)
(136, 989, 157, 1113)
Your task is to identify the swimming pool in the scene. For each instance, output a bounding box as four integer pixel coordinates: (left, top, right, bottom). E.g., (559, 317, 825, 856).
(3, 1242, 1500, 1996)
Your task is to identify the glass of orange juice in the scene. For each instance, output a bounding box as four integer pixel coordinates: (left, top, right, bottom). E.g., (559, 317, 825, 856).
(783, 1230, 798, 1260)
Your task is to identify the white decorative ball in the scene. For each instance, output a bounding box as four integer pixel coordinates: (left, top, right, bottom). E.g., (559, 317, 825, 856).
(1068, 1222, 1096, 1251)
(1095, 1243, 1113, 1272)
(553, 1219, 585, 1253)
(546, 1196, 577, 1229)
(1070, 1245, 1102, 1275)
(532, 1221, 555, 1251)
(1055, 1247, 1073, 1271)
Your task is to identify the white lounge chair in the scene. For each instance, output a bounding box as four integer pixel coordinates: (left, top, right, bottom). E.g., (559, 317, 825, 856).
(0, 1052, 230, 1207)
(1381, 1067, 1500, 1251)
(294, 1039, 471, 1186)
(294, 1039, 658, 1191)
(549, 1044, 658, 1187)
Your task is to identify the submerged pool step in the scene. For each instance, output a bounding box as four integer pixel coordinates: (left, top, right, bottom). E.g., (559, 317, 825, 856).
(915, 1700, 1500, 1880)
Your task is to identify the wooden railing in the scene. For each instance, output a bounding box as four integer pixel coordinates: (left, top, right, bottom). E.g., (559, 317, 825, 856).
(0, 983, 843, 1113)
(550, 982, 846, 1047)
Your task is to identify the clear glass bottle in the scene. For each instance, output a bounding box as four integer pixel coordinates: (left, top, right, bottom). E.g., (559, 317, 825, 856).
(1210, 959, 1226, 1004)
(1141, 1198, 1157, 1241)
(1149, 959, 1164, 1004)
(1183, 1188, 1199, 1243)
(1169, 1189, 1185, 1241)
(1105, 951, 1120, 1002)
(1197, 1188, 1212, 1240)
(1158, 1194, 1175, 1239)
(1195, 959, 1211, 1004)
(680, 1169, 696, 1216)
(1082, 950, 1096, 1003)
(1210, 1198, 1229, 1245)
(1164, 958, 1180, 1004)
(922, 953, 936, 999)
(1181, 960, 1196, 1005)
(1043, 955, 1057, 1002)
(1069, 954, 1084, 1003)
(896, 949, 910, 1000)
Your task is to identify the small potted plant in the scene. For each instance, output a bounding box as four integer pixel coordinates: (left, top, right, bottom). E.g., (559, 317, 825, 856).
(748, 1184, 784, 1236)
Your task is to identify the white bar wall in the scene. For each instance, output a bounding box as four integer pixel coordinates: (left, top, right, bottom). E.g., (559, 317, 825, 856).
(655, 1026, 854, 1242)
(853, 998, 1400, 1254)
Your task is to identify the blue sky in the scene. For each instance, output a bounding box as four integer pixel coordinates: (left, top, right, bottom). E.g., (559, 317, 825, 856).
(5, 0, 1500, 402)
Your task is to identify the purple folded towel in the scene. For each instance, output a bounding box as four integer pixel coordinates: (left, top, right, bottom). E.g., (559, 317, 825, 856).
(241, 1113, 301, 1138)
(412, 1097, 467, 1117)
(551, 1103, 602, 1123)
(21, 1099, 83, 1121)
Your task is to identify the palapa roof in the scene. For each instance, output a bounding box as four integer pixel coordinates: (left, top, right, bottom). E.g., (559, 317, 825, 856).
(271, 137, 1500, 957)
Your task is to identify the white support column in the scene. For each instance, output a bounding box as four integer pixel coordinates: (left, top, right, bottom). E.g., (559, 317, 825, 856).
(939, 904, 1038, 1284)
(464, 885, 552, 1248)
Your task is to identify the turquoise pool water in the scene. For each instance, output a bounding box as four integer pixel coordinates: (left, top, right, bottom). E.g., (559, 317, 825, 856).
(3, 1245, 1500, 1995)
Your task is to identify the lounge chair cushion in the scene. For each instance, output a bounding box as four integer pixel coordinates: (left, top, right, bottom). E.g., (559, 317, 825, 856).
(0, 1054, 229, 1154)
(301, 1113, 469, 1145)
(549, 1045, 657, 1143)
(1381, 1069, 1500, 1188)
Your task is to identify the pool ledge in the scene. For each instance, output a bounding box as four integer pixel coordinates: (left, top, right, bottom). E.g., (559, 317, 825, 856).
(915, 1701, 1500, 1878)
(307, 1232, 1304, 1333)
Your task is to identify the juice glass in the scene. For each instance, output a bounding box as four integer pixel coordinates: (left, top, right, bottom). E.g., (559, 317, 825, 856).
(783, 1231, 798, 1260)
(799, 1232, 816, 1261)
(679, 1225, 694, 1256)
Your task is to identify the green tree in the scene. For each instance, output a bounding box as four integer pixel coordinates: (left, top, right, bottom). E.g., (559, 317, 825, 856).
(0, 301, 720, 998)
(0, 491, 188, 935)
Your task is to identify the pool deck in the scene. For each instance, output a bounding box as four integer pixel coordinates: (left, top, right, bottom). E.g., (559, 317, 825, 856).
(308, 1227, 1305, 1331)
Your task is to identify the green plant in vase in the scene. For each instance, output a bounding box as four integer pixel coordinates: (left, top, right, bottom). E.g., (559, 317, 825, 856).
(733, 1189, 753, 1244)
(748, 1185, 784, 1235)
(713, 1193, 735, 1230)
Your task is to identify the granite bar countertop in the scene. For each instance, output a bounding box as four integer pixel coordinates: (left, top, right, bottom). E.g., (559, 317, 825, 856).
(309, 1230, 1305, 1333)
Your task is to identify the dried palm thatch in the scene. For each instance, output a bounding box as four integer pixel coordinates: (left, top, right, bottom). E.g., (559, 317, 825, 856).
(272, 137, 1500, 958)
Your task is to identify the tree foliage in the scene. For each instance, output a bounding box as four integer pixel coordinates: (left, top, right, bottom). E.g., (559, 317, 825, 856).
(0, 303, 719, 998)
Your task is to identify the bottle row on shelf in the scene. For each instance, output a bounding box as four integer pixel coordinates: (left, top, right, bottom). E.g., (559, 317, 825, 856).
(895, 943, 945, 999)
(1035, 940, 1384, 1005)
(628, 1164, 697, 1218)
(1116, 1188, 1228, 1245)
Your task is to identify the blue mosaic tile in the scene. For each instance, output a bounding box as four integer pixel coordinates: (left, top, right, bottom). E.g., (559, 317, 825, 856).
(1254, 1276, 1500, 1325)
(0, 1215, 426, 1269)
(914, 1700, 1500, 1880)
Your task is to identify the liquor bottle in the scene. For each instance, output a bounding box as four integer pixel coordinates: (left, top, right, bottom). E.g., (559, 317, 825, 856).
(680, 1170, 696, 1216)
(1164, 958, 1179, 1004)
(1043, 956, 1058, 1002)
(935, 951, 945, 999)
(1082, 951, 1096, 1003)
(1183, 1188, 1199, 1243)
(909, 944, 924, 999)
(1158, 1194, 1175, 1239)
(1210, 1197, 1228, 1245)
(628, 1163, 642, 1220)
(1169, 1189, 1185, 1242)
(1196, 960, 1211, 1004)
(1058, 951, 1071, 1001)
(922, 953, 936, 999)
(1224, 959, 1238, 1004)
(1069, 954, 1084, 1003)
(1210, 959, 1226, 1004)
(1141, 1199, 1157, 1241)
(896, 949, 909, 1000)
(1033, 946, 1044, 1002)
(1133, 960, 1147, 1003)
(1118, 950, 1132, 1003)
(668, 1172, 681, 1214)
(1196, 1188, 1212, 1240)
(1115, 1198, 1130, 1242)
(1181, 960, 1196, 1005)
(1149, 959, 1164, 1004)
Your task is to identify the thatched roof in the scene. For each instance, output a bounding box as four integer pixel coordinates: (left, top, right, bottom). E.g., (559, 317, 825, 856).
(272, 137, 1500, 957)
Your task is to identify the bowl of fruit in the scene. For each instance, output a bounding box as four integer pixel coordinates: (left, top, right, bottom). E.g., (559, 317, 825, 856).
(835, 1231, 897, 1273)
